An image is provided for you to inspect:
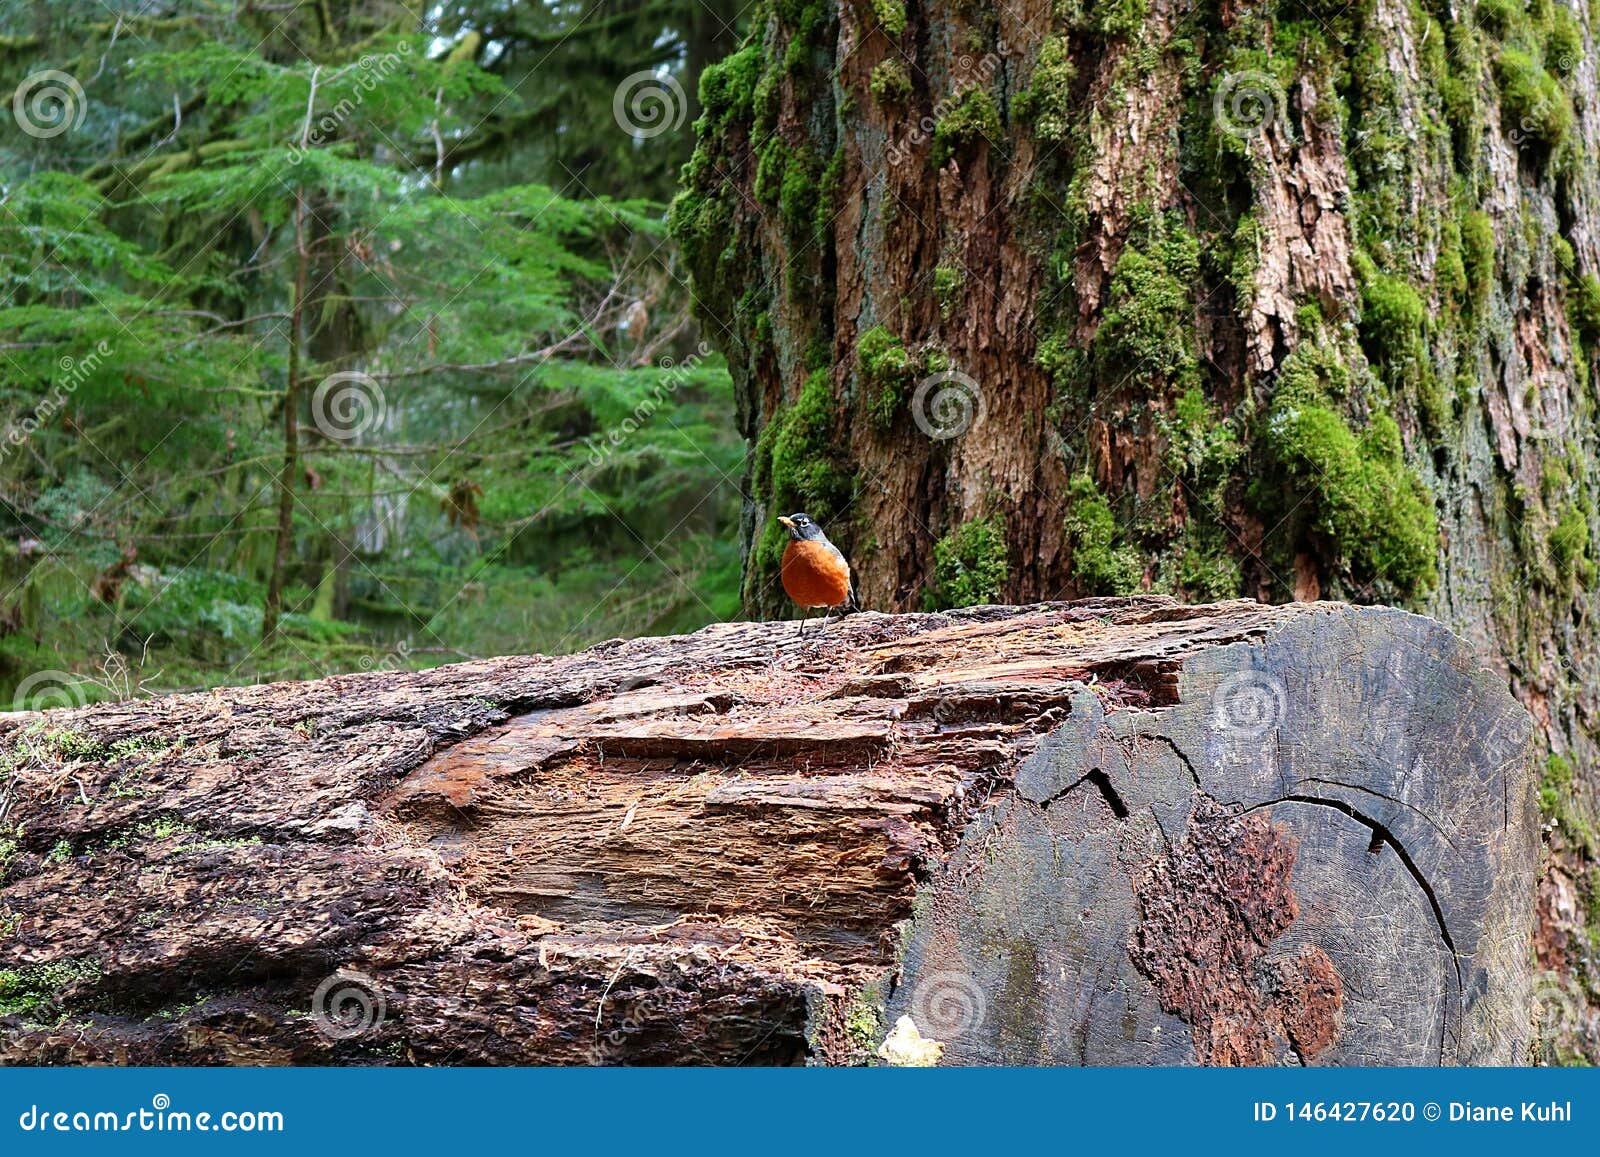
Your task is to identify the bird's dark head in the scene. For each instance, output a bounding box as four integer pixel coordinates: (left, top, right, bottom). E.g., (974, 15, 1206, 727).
(778, 512, 826, 542)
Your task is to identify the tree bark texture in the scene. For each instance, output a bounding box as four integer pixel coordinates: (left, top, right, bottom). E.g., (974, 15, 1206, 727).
(670, 0, 1600, 1056)
(0, 601, 1537, 1064)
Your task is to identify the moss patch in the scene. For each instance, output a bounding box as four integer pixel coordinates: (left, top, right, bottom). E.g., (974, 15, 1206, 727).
(0, 958, 101, 1020)
(1096, 213, 1200, 380)
(1258, 345, 1439, 601)
(927, 514, 1009, 608)
(1063, 474, 1142, 594)
(932, 88, 1001, 165)
(858, 325, 917, 428)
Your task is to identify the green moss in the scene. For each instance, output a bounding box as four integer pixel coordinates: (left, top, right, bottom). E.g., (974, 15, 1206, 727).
(1036, 331, 1084, 390)
(778, 150, 820, 245)
(927, 514, 1010, 609)
(1570, 273, 1600, 345)
(1096, 215, 1200, 379)
(1462, 210, 1496, 312)
(1165, 387, 1241, 507)
(1550, 502, 1597, 587)
(766, 370, 844, 508)
(754, 137, 789, 208)
(1546, 5, 1584, 74)
(1494, 47, 1572, 153)
(698, 43, 763, 128)
(1174, 525, 1243, 601)
(0, 958, 100, 1019)
(815, 148, 844, 241)
(1013, 36, 1076, 142)
(1090, 0, 1149, 37)
(870, 0, 907, 36)
(1541, 750, 1597, 852)
(933, 264, 965, 318)
(1476, 0, 1522, 38)
(869, 58, 912, 106)
(1260, 350, 1439, 600)
(1063, 474, 1142, 594)
(932, 88, 1001, 165)
(858, 325, 916, 428)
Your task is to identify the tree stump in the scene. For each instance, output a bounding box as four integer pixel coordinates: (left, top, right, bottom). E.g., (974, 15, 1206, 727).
(0, 599, 1537, 1065)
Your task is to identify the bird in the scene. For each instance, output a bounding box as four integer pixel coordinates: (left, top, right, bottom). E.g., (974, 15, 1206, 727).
(777, 512, 854, 638)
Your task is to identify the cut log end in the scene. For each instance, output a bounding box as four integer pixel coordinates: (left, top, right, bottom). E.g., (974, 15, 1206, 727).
(0, 599, 1538, 1065)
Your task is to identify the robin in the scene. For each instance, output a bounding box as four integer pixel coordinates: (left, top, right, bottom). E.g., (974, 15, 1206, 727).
(777, 512, 855, 637)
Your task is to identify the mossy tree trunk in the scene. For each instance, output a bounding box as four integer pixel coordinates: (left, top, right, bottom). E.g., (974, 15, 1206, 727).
(672, 0, 1600, 1054)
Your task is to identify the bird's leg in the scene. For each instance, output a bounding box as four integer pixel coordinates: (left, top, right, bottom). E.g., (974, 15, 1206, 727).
(795, 608, 811, 642)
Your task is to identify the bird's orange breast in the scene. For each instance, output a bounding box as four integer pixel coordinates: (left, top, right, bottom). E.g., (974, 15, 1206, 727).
(781, 540, 851, 608)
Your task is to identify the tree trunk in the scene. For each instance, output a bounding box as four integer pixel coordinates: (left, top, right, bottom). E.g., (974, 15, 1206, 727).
(0, 601, 1538, 1064)
(671, 0, 1600, 1055)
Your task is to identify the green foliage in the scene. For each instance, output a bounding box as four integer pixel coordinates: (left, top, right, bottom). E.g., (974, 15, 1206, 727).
(1063, 475, 1142, 594)
(1259, 346, 1439, 601)
(927, 515, 1010, 608)
(0, 7, 744, 702)
(0, 958, 100, 1020)
(870, 0, 908, 37)
(870, 59, 913, 105)
(932, 89, 1002, 165)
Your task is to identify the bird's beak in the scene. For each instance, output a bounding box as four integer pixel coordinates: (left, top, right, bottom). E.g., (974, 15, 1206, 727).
(777, 516, 794, 530)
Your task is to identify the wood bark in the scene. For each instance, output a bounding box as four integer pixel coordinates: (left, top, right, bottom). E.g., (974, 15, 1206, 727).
(0, 600, 1536, 1064)
(673, 0, 1600, 1046)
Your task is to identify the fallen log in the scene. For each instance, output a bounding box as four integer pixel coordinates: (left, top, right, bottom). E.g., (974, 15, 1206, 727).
(0, 599, 1538, 1065)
